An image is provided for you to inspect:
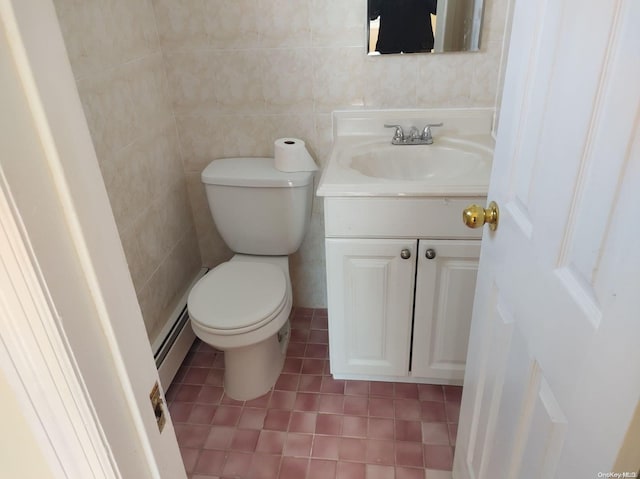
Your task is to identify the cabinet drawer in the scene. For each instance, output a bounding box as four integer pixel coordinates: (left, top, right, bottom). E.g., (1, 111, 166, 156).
(324, 196, 485, 239)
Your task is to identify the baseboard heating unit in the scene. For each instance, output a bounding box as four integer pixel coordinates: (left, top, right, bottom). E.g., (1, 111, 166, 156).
(152, 269, 206, 389)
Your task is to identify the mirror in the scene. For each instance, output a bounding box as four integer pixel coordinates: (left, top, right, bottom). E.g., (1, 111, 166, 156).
(367, 0, 485, 55)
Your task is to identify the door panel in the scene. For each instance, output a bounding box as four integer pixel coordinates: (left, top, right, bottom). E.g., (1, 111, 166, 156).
(325, 239, 416, 377)
(456, 0, 640, 477)
(411, 240, 480, 382)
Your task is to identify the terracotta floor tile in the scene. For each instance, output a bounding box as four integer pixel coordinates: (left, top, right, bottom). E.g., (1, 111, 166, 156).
(193, 449, 225, 475)
(183, 367, 209, 385)
(256, 430, 286, 454)
(203, 425, 234, 450)
(396, 441, 424, 467)
(318, 394, 345, 414)
(395, 419, 423, 442)
(342, 415, 368, 438)
(369, 397, 395, 418)
(370, 381, 395, 397)
(187, 404, 216, 425)
(269, 390, 296, 410)
(263, 409, 291, 431)
(211, 405, 241, 426)
(311, 435, 340, 459)
(222, 451, 252, 477)
(280, 457, 308, 479)
(368, 417, 395, 440)
(418, 384, 445, 402)
(294, 392, 320, 412)
(230, 428, 260, 452)
(302, 358, 325, 375)
(424, 445, 454, 470)
(421, 401, 448, 423)
(315, 413, 343, 435)
(366, 464, 395, 479)
(168, 401, 193, 423)
(170, 308, 459, 477)
(344, 396, 369, 416)
(320, 376, 346, 395)
(397, 465, 426, 479)
(345, 380, 370, 396)
(298, 374, 323, 393)
(365, 439, 395, 466)
(237, 407, 266, 430)
(289, 411, 317, 434)
(336, 461, 366, 479)
(174, 424, 209, 449)
(248, 453, 281, 479)
(179, 448, 198, 473)
(394, 383, 419, 399)
(443, 386, 463, 403)
(338, 437, 367, 462)
(394, 399, 422, 420)
(308, 459, 337, 479)
(283, 433, 313, 457)
(422, 422, 451, 445)
(196, 385, 223, 405)
(445, 401, 461, 424)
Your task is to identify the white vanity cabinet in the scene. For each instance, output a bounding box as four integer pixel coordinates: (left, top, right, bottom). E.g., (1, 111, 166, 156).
(323, 197, 484, 385)
(325, 238, 417, 377)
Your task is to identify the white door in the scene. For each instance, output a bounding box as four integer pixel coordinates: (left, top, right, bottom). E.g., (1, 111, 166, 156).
(455, 0, 640, 478)
(326, 238, 416, 377)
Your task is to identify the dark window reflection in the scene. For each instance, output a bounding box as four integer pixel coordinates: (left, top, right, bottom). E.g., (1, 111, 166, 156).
(369, 0, 438, 54)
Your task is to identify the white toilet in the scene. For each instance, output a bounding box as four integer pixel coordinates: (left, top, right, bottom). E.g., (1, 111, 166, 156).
(187, 157, 314, 400)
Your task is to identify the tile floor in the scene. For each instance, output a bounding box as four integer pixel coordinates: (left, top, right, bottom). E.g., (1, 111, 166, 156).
(167, 308, 460, 479)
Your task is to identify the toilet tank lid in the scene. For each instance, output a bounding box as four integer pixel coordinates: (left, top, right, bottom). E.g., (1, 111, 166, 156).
(202, 157, 313, 188)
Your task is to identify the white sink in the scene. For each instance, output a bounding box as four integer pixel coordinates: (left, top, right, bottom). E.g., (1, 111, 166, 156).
(345, 138, 492, 182)
(317, 109, 495, 197)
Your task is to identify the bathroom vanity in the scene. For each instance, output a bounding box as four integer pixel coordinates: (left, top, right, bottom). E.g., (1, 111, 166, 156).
(317, 110, 494, 385)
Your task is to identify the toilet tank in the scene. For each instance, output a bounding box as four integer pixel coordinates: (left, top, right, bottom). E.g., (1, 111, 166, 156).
(201, 158, 314, 255)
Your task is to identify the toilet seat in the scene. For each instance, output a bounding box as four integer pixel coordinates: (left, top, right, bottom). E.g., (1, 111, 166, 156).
(188, 261, 287, 335)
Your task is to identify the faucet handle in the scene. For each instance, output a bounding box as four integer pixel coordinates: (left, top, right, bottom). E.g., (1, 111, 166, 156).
(384, 124, 405, 141)
(421, 122, 444, 143)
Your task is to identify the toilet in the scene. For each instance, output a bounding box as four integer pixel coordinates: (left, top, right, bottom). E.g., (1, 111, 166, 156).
(187, 157, 314, 400)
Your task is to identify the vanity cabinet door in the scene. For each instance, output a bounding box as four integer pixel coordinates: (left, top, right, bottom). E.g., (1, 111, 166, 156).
(411, 240, 481, 383)
(325, 238, 416, 377)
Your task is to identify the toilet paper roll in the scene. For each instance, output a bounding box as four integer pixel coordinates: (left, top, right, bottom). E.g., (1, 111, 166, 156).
(274, 138, 318, 173)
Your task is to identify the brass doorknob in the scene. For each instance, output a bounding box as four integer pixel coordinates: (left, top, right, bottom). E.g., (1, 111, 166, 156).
(462, 201, 499, 231)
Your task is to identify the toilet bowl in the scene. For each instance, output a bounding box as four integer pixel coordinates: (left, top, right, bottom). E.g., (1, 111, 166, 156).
(187, 157, 313, 400)
(188, 256, 293, 400)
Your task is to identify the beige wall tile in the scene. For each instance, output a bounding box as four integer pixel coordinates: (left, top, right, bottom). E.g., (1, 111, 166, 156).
(310, 0, 367, 47)
(57, 0, 508, 312)
(258, 0, 312, 48)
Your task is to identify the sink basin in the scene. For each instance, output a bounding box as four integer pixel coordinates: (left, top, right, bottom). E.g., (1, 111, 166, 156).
(346, 138, 491, 181)
(316, 109, 495, 197)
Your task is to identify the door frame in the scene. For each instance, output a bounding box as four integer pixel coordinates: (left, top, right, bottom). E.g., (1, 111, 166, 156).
(0, 0, 185, 477)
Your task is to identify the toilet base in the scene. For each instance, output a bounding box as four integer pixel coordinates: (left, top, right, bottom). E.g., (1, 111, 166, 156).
(223, 332, 286, 400)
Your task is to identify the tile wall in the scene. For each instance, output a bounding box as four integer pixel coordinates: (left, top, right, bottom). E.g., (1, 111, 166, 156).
(53, 0, 202, 342)
(153, 0, 509, 308)
(53, 0, 509, 320)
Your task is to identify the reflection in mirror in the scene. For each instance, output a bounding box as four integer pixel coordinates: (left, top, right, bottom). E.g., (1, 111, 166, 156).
(367, 0, 485, 55)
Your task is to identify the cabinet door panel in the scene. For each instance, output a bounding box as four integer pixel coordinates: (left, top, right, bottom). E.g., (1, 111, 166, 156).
(325, 238, 416, 377)
(412, 240, 481, 383)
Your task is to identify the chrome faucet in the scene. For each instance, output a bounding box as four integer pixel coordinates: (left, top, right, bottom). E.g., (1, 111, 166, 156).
(384, 123, 443, 145)
(421, 123, 444, 144)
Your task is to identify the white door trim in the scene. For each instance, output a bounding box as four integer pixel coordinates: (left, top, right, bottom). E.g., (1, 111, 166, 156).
(0, 171, 120, 479)
(1, 0, 185, 477)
